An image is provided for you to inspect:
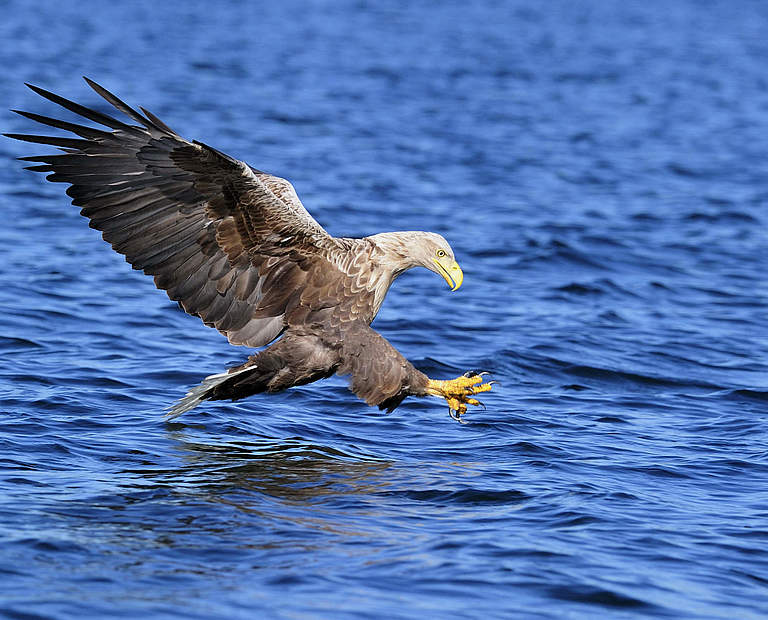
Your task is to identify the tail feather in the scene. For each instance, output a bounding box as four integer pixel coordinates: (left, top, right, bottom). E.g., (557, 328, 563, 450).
(164, 365, 253, 420)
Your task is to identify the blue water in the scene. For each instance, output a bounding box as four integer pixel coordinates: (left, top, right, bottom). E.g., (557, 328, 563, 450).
(1, 1, 767, 618)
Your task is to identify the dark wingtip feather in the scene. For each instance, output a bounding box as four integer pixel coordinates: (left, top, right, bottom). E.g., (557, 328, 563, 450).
(17, 155, 52, 162)
(11, 108, 113, 140)
(82, 76, 103, 92)
(3, 133, 91, 148)
(25, 82, 59, 100)
(22, 81, 139, 133)
(84, 77, 170, 134)
(139, 106, 177, 135)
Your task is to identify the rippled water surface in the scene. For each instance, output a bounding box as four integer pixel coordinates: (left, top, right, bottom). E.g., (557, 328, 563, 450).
(2, 1, 768, 618)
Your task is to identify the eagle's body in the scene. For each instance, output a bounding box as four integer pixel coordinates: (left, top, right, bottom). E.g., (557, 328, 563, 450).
(6, 79, 492, 421)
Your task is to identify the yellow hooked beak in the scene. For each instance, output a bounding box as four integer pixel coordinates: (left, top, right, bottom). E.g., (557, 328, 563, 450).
(433, 257, 464, 291)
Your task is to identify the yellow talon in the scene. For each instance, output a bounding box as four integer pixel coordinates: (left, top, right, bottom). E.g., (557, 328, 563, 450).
(472, 383, 492, 394)
(426, 372, 494, 421)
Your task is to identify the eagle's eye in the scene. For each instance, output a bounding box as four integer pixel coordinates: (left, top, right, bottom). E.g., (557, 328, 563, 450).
(436, 249, 446, 258)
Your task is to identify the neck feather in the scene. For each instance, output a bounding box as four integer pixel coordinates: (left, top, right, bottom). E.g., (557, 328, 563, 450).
(368, 232, 422, 272)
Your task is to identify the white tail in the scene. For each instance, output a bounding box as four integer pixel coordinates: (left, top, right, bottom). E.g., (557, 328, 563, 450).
(164, 365, 253, 420)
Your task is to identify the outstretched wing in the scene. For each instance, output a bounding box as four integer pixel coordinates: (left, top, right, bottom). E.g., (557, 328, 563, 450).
(6, 78, 335, 347)
(336, 322, 429, 411)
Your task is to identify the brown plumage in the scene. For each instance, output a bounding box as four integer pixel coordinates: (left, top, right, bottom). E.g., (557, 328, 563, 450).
(6, 78, 493, 422)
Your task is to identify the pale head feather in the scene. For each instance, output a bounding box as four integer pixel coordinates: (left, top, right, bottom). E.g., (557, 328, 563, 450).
(367, 231, 456, 275)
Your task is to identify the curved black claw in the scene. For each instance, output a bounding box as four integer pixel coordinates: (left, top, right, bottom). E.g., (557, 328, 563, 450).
(448, 408, 469, 424)
(463, 369, 491, 378)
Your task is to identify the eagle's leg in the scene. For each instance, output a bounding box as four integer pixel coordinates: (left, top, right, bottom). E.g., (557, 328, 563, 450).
(425, 371, 493, 422)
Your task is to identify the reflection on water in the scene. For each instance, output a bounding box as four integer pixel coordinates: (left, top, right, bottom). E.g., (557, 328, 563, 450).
(165, 431, 394, 504)
(45, 433, 406, 572)
(167, 437, 398, 544)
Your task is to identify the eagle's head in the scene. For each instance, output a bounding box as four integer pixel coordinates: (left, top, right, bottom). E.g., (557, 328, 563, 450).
(370, 231, 463, 291)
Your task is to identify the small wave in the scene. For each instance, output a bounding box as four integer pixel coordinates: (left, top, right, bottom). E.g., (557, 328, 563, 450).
(628, 465, 694, 480)
(518, 239, 609, 270)
(562, 383, 588, 391)
(509, 440, 562, 455)
(548, 584, 654, 609)
(380, 488, 530, 506)
(563, 364, 723, 391)
(684, 210, 759, 224)
(507, 347, 728, 392)
(595, 416, 628, 423)
(727, 389, 768, 402)
(667, 162, 704, 178)
(262, 111, 323, 126)
(552, 278, 637, 298)
(596, 310, 629, 323)
(12, 538, 88, 554)
(0, 336, 43, 352)
(548, 510, 603, 528)
(555, 282, 604, 295)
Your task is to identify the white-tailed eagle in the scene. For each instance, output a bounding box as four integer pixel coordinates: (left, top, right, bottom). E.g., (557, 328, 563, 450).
(6, 79, 493, 422)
